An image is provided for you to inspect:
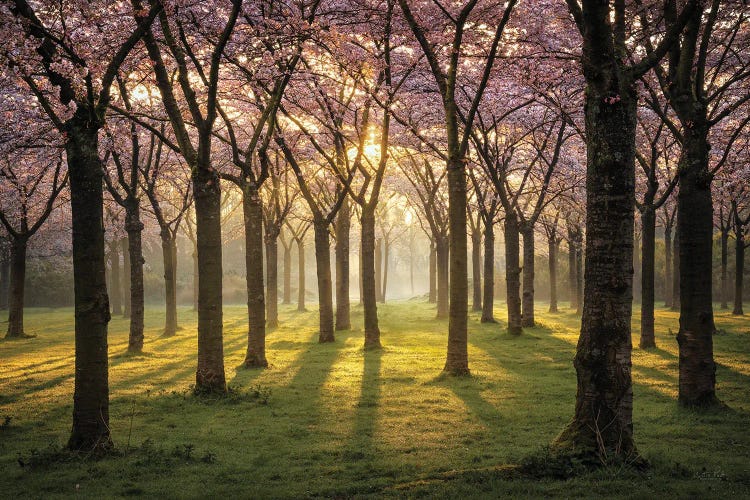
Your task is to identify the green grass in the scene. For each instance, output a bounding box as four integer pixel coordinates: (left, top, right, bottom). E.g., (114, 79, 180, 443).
(1, 301, 749, 498)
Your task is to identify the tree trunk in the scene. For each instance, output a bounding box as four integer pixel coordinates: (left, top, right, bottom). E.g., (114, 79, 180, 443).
(676, 127, 717, 407)
(0, 246, 9, 311)
(266, 231, 279, 329)
(66, 118, 112, 452)
(436, 235, 449, 319)
(471, 229, 482, 312)
(548, 237, 558, 313)
(504, 214, 522, 335)
(575, 242, 583, 315)
(125, 202, 145, 353)
(521, 225, 535, 327)
(282, 241, 292, 304)
(314, 220, 335, 342)
(633, 230, 641, 301)
(375, 237, 383, 303)
(671, 227, 680, 311)
(297, 238, 306, 311)
(719, 228, 728, 310)
(5, 238, 27, 338)
(243, 186, 267, 368)
(553, 81, 637, 459)
(429, 240, 437, 303)
(568, 237, 578, 310)
(639, 208, 656, 348)
(108, 241, 122, 315)
(192, 244, 198, 311)
(733, 230, 744, 315)
(482, 221, 496, 322)
(361, 208, 381, 348)
(193, 164, 226, 392)
(335, 201, 351, 330)
(161, 231, 178, 337)
(664, 223, 672, 308)
(121, 237, 131, 318)
(382, 239, 390, 302)
(444, 156, 469, 375)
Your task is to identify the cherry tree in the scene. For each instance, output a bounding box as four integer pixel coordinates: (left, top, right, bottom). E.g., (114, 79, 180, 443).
(1, 0, 159, 450)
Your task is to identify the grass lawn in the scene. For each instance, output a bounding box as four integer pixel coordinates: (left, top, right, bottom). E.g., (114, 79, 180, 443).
(1, 300, 749, 498)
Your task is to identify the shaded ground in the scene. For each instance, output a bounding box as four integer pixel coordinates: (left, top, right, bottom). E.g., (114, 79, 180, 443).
(1, 300, 749, 498)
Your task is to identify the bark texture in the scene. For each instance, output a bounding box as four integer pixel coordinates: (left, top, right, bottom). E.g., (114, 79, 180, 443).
(548, 236, 558, 313)
(676, 127, 717, 407)
(361, 209, 381, 348)
(554, 56, 638, 458)
(435, 235, 449, 319)
(335, 201, 351, 330)
(193, 165, 226, 392)
(521, 225, 535, 327)
(66, 118, 112, 452)
(639, 208, 657, 348)
(314, 220, 335, 342)
(243, 187, 267, 368)
(5, 239, 27, 338)
(160, 232, 178, 337)
(481, 222, 496, 322)
(125, 201, 145, 353)
(504, 214, 522, 335)
(471, 229, 482, 312)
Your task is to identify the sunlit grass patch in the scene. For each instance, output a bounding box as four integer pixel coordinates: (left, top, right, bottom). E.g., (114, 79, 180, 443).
(0, 300, 748, 497)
